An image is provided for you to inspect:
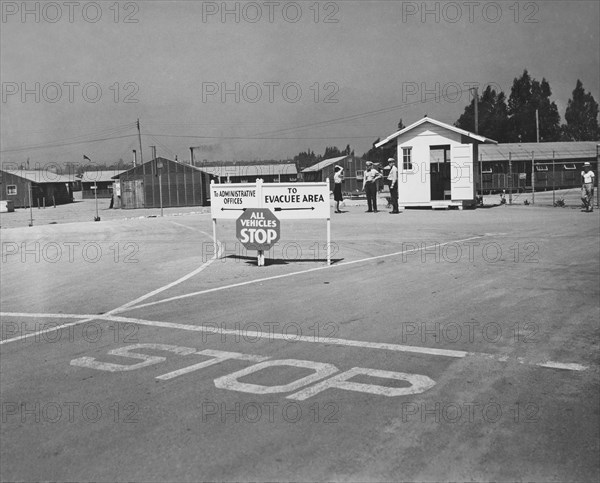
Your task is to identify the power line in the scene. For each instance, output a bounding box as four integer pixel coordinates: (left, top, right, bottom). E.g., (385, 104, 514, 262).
(0, 133, 139, 154)
(146, 133, 379, 140)
(253, 89, 474, 137)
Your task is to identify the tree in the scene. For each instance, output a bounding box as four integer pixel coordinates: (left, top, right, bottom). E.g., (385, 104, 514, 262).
(455, 86, 510, 141)
(507, 70, 561, 142)
(323, 146, 344, 159)
(362, 138, 395, 165)
(293, 149, 317, 171)
(561, 79, 600, 141)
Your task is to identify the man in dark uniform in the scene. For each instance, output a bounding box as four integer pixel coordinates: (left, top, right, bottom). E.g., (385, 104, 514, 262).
(362, 161, 383, 212)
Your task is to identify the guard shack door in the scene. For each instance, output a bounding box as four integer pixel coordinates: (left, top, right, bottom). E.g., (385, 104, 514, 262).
(430, 145, 451, 201)
(450, 144, 475, 201)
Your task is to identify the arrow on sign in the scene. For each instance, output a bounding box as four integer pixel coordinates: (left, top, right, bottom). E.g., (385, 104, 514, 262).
(274, 207, 315, 212)
(221, 207, 247, 211)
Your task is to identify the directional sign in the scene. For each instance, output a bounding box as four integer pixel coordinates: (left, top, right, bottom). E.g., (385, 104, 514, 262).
(262, 183, 330, 220)
(236, 208, 281, 251)
(210, 183, 259, 219)
(210, 181, 330, 220)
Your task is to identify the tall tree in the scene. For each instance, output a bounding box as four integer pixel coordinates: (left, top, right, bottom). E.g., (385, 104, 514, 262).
(561, 79, 600, 141)
(362, 138, 395, 164)
(293, 149, 317, 171)
(507, 70, 561, 142)
(323, 146, 344, 159)
(455, 85, 510, 141)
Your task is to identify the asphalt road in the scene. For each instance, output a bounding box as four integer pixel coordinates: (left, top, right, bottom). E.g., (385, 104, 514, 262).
(1, 204, 599, 482)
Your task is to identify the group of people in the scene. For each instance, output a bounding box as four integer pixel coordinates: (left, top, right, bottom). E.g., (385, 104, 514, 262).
(333, 159, 596, 213)
(333, 157, 400, 214)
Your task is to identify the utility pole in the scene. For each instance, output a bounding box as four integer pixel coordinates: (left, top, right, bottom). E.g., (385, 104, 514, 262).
(190, 147, 194, 166)
(473, 87, 479, 134)
(136, 119, 143, 165)
(151, 146, 163, 216)
(28, 182, 33, 226)
(535, 109, 540, 143)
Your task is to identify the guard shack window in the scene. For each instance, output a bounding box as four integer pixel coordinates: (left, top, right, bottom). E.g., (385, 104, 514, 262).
(402, 147, 413, 170)
(6, 185, 17, 196)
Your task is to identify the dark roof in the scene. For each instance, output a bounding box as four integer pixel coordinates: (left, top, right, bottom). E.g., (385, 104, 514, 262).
(111, 157, 204, 179)
(479, 142, 599, 162)
(81, 170, 125, 183)
(201, 163, 297, 177)
(1, 169, 74, 184)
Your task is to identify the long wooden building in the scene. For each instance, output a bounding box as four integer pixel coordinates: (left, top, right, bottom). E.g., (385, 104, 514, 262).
(477, 142, 599, 193)
(0, 169, 74, 208)
(112, 158, 210, 209)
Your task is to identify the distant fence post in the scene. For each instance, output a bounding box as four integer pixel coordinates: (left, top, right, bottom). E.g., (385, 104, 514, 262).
(552, 150, 555, 206)
(508, 152, 513, 204)
(531, 151, 535, 205)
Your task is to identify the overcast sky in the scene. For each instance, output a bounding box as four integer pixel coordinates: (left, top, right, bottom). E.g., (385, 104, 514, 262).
(1, 0, 598, 167)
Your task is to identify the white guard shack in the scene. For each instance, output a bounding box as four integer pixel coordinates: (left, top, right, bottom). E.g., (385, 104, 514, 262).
(375, 117, 497, 209)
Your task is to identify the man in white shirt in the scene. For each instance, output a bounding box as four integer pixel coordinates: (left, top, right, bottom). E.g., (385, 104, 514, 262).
(386, 157, 400, 214)
(362, 161, 383, 212)
(581, 162, 595, 212)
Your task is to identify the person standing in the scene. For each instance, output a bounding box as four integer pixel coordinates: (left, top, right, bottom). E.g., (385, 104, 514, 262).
(581, 162, 595, 212)
(387, 157, 400, 214)
(333, 165, 344, 213)
(363, 161, 383, 212)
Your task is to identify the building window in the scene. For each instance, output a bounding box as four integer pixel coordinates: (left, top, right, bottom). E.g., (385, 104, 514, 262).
(563, 164, 576, 170)
(482, 167, 493, 174)
(6, 185, 17, 195)
(356, 170, 364, 180)
(402, 147, 413, 170)
(535, 165, 548, 172)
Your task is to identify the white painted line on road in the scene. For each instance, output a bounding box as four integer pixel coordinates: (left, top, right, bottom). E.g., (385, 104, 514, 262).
(107, 240, 222, 315)
(118, 313, 470, 358)
(536, 361, 589, 371)
(0, 311, 468, 358)
(0, 314, 101, 345)
(168, 221, 213, 240)
(123, 236, 484, 312)
(0, 311, 590, 372)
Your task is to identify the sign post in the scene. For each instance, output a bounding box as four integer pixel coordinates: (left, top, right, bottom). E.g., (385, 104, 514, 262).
(93, 181, 100, 221)
(210, 179, 331, 266)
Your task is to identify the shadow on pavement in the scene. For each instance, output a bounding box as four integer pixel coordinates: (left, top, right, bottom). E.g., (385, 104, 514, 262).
(224, 255, 345, 266)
